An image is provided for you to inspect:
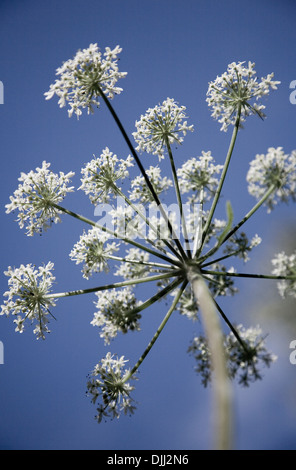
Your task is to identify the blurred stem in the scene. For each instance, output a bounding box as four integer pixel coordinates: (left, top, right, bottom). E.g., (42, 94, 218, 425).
(187, 265, 233, 450)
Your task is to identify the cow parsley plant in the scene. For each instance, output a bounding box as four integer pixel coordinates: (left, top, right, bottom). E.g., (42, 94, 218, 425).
(2, 44, 295, 449)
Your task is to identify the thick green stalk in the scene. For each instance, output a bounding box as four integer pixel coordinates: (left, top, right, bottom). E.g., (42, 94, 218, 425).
(187, 265, 233, 450)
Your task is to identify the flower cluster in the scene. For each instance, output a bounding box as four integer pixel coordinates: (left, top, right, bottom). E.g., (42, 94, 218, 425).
(206, 61, 280, 131)
(86, 353, 136, 422)
(174, 285, 199, 321)
(4, 46, 292, 432)
(114, 248, 151, 280)
(271, 251, 296, 299)
(0, 262, 56, 339)
(247, 147, 296, 211)
(205, 264, 238, 298)
(188, 324, 277, 387)
(91, 288, 141, 344)
(223, 232, 262, 262)
(129, 165, 173, 203)
(177, 151, 223, 201)
(79, 147, 134, 204)
(109, 204, 145, 239)
(133, 98, 194, 160)
(5, 161, 75, 236)
(45, 44, 127, 118)
(69, 228, 119, 279)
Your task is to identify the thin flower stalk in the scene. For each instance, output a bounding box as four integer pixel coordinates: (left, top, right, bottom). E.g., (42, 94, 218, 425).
(45, 269, 184, 300)
(122, 280, 188, 383)
(201, 269, 296, 281)
(95, 83, 188, 259)
(50, 201, 183, 267)
(113, 184, 182, 260)
(200, 184, 276, 264)
(199, 105, 241, 255)
(165, 136, 192, 257)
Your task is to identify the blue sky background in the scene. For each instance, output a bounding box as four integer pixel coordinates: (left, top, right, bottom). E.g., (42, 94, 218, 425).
(0, 0, 296, 450)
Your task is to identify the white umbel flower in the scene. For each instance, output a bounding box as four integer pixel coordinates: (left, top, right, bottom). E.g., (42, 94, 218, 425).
(114, 248, 151, 280)
(133, 98, 194, 160)
(188, 324, 277, 387)
(177, 151, 223, 200)
(271, 251, 296, 299)
(45, 44, 127, 118)
(91, 288, 141, 344)
(87, 353, 136, 422)
(206, 61, 280, 131)
(129, 165, 173, 203)
(69, 228, 119, 279)
(5, 161, 75, 236)
(80, 147, 134, 204)
(247, 147, 296, 211)
(0, 262, 56, 339)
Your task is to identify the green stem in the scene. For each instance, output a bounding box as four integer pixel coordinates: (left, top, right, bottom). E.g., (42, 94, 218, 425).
(45, 269, 183, 300)
(200, 185, 276, 265)
(165, 136, 191, 257)
(96, 83, 187, 260)
(51, 202, 182, 267)
(214, 300, 249, 353)
(201, 269, 296, 281)
(201, 251, 240, 268)
(220, 184, 276, 245)
(198, 105, 241, 256)
(123, 280, 188, 382)
(120, 277, 183, 319)
(106, 254, 174, 270)
(187, 265, 233, 450)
